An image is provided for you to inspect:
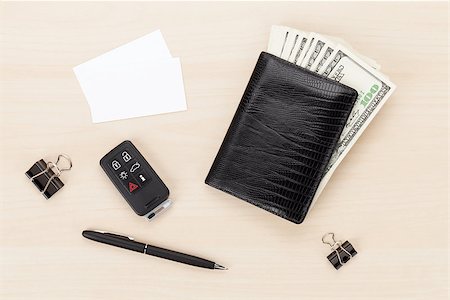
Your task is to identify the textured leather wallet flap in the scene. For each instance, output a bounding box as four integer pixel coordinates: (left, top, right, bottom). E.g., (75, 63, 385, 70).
(206, 52, 357, 224)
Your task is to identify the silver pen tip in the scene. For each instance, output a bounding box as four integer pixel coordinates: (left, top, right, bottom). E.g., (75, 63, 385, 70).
(214, 263, 228, 270)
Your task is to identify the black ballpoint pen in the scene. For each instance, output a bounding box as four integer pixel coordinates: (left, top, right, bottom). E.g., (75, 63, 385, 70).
(82, 230, 227, 270)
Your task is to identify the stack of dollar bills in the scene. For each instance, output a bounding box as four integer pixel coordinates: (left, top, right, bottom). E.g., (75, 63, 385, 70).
(267, 25, 396, 206)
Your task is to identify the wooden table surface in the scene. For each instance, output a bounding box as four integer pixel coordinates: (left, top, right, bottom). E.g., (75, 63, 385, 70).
(0, 2, 448, 299)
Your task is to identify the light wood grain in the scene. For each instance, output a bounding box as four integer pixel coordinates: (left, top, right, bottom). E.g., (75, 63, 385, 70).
(0, 2, 448, 299)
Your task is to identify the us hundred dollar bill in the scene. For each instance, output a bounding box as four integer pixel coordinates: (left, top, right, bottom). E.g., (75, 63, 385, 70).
(300, 33, 334, 70)
(310, 45, 396, 207)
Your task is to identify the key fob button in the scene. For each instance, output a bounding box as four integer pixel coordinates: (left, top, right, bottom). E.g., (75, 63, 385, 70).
(127, 180, 140, 193)
(121, 150, 132, 162)
(136, 171, 151, 185)
(129, 160, 141, 173)
(117, 169, 129, 181)
(111, 159, 121, 171)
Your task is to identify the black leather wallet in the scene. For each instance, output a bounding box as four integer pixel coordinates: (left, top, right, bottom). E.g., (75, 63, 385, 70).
(205, 52, 358, 224)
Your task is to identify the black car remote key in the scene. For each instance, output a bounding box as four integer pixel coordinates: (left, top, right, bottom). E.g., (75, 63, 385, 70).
(100, 140, 171, 220)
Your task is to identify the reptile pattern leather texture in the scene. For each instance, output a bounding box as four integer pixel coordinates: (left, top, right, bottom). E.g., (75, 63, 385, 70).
(205, 52, 358, 224)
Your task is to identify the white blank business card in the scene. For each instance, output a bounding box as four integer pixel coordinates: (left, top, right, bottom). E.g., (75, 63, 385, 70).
(74, 30, 187, 123)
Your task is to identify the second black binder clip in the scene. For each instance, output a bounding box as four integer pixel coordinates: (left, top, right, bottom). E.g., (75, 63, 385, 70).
(25, 154, 72, 199)
(322, 232, 357, 270)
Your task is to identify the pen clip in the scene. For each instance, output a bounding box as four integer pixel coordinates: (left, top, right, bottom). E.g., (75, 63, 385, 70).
(94, 230, 135, 241)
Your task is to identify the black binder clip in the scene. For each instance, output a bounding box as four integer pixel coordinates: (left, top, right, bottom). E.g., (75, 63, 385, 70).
(25, 154, 72, 199)
(322, 232, 357, 270)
